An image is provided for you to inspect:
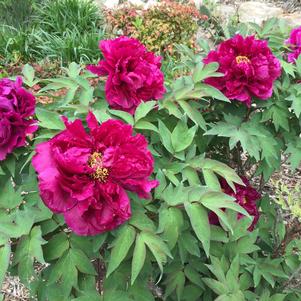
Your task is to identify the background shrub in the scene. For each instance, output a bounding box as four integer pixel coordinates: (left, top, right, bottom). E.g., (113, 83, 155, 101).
(106, 0, 207, 55)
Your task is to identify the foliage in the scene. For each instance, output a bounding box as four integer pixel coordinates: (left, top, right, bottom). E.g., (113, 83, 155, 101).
(0, 0, 105, 64)
(35, 0, 103, 35)
(1, 13, 301, 301)
(273, 179, 301, 222)
(0, 0, 39, 29)
(106, 0, 207, 55)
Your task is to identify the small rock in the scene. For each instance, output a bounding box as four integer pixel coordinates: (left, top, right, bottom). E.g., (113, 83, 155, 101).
(215, 4, 237, 21)
(238, 1, 283, 26)
(96, 0, 119, 9)
(128, 0, 145, 6)
(279, 13, 301, 29)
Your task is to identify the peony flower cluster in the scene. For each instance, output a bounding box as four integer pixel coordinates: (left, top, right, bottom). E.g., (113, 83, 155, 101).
(286, 26, 301, 63)
(32, 112, 158, 236)
(210, 177, 261, 231)
(87, 36, 166, 114)
(204, 34, 281, 107)
(0, 77, 37, 161)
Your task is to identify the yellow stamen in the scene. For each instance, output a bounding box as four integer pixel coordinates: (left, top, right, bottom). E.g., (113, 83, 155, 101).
(236, 56, 250, 64)
(88, 152, 109, 183)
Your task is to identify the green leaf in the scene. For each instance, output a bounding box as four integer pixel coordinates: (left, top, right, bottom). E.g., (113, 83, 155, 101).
(0, 179, 23, 209)
(140, 231, 172, 277)
(22, 64, 35, 86)
(135, 101, 157, 122)
(202, 169, 221, 190)
(202, 278, 228, 295)
(158, 120, 174, 153)
(106, 225, 136, 277)
(0, 207, 35, 238)
(44, 232, 69, 262)
(13, 226, 46, 284)
(0, 242, 10, 285)
(109, 109, 134, 125)
(281, 59, 296, 77)
(134, 120, 159, 132)
(171, 120, 197, 153)
(184, 202, 210, 257)
(165, 271, 185, 301)
(285, 139, 301, 169)
(131, 233, 146, 285)
(70, 248, 96, 275)
(35, 107, 65, 130)
(193, 62, 220, 83)
(200, 191, 249, 217)
(198, 83, 230, 102)
(177, 100, 207, 130)
(158, 207, 183, 249)
(79, 86, 94, 106)
(48, 249, 78, 296)
(192, 62, 205, 82)
(92, 233, 108, 253)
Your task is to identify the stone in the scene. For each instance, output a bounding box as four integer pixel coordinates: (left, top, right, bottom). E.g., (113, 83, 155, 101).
(279, 13, 301, 29)
(215, 4, 237, 21)
(96, 0, 119, 9)
(128, 0, 145, 6)
(238, 1, 283, 26)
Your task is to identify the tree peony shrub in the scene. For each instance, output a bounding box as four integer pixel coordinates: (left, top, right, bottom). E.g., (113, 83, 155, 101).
(1, 19, 301, 301)
(204, 34, 281, 106)
(32, 112, 158, 236)
(87, 36, 165, 114)
(0, 77, 37, 160)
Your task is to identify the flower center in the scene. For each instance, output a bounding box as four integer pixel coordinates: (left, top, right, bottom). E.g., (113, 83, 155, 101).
(88, 152, 109, 183)
(236, 56, 250, 64)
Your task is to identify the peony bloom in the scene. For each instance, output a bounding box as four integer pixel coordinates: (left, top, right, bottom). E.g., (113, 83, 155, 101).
(209, 177, 261, 231)
(204, 35, 281, 107)
(0, 77, 37, 161)
(87, 36, 166, 114)
(286, 26, 301, 63)
(32, 112, 159, 236)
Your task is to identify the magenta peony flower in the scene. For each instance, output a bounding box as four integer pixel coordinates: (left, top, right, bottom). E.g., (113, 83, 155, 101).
(32, 112, 159, 236)
(204, 35, 281, 107)
(209, 177, 261, 231)
(286, 26, 301, 62)
(87, 36, 166, 114)
(0, 77, 37, 161)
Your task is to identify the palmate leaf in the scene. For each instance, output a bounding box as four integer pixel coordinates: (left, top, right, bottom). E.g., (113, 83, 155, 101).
(0, 179, 23, 209)
(189, 157, 243, 190)
(158, 206, 183, 249)
(206, 114, 279, 166)
(261, 101, 289, 131)
(131, 233, 146, 285)
(107, 225, 136, 277)
(13, 226, 46, 284)
(285, 139, 301, 169)
(184, 202, 210, 257)
(171, 120, 197, 153)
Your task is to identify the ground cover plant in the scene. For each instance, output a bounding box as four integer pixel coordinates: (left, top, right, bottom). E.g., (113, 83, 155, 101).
(1, 1, 301, 301)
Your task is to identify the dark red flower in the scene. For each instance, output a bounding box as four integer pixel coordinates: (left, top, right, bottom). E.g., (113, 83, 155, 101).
(32, 112, 158, 236)
(87, 36, 166, 114)
(203, 35, 281, 107)
(286, 26, 301, 63)
(0, 77, 37, 161)
(209, 177, 261, 231)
